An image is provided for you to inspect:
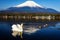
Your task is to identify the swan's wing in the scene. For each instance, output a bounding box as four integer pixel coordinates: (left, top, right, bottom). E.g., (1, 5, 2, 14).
(12, 24, 16, 29)
(16, 24, 20, 29)
(12, 24, 19, 31)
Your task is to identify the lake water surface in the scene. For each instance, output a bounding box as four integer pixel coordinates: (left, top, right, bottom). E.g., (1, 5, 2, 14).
(0, 21, 60, 40)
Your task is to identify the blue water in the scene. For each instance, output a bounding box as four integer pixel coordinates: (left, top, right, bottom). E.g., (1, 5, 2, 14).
(0, 21, 60, 40)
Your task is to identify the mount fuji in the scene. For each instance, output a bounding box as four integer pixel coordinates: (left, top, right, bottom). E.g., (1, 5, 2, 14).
(0, 0, 59, 13)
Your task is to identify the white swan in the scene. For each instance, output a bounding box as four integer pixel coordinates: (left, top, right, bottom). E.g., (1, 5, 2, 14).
(11, 23, 23, 38)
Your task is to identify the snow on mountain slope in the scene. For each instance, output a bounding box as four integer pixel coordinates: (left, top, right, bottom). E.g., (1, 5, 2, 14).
(15, 0, 44, 8)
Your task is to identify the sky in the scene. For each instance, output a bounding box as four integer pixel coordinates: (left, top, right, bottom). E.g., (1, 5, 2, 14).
(0, 0, 60, 12)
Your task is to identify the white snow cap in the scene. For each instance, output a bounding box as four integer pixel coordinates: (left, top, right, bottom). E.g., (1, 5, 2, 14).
(15, 0, 44, 8)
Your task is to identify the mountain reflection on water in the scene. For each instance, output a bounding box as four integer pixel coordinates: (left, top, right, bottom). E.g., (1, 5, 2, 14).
(0, 21, 60, 40)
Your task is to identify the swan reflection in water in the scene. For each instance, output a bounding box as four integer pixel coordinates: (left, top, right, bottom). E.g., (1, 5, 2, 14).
(11, 23, 48, 39)
(11, 23, 23, 38)
(11, 23, 40, 38)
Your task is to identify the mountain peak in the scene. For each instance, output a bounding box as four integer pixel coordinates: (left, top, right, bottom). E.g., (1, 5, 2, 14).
(15, 0, 44, 8)
(1, 0, 58, 13)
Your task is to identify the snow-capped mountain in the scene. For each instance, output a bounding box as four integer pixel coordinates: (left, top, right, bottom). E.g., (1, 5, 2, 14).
(0, 0, 59, 13)
(15, 0, 43, 8)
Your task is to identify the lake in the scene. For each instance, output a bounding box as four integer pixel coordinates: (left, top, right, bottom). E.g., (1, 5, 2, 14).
(0, 21, 60, 40)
